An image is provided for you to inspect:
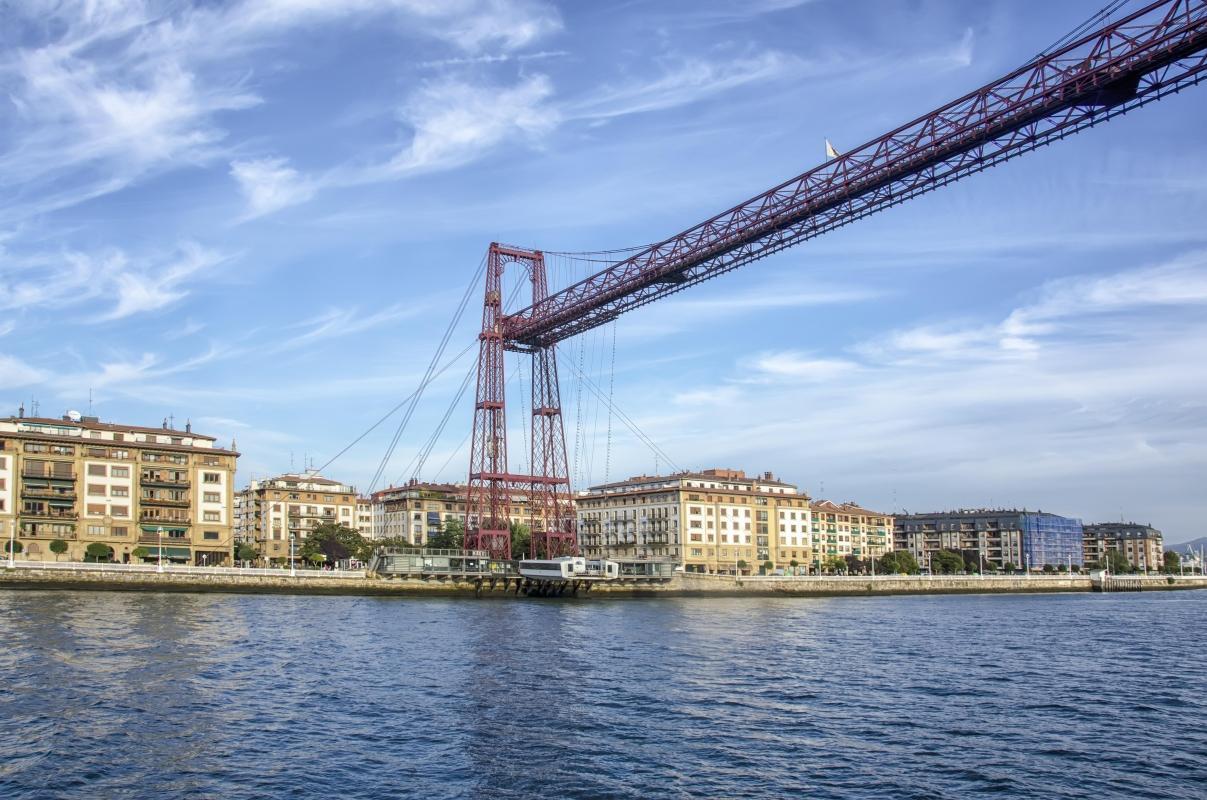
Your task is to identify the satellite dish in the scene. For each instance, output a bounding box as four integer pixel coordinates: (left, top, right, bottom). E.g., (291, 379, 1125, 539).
(67, 410, 82, 422)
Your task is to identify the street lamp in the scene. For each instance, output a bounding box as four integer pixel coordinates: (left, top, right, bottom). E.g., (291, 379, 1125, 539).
(157, 526, 164, 573)
(289, 533, 296, 577)
(7, 520, 14, 569)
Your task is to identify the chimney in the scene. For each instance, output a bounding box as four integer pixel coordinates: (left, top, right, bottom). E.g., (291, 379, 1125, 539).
(17, 403, 23, 419)
(162, 418, 169, 430)
(185, 419, 192, 434)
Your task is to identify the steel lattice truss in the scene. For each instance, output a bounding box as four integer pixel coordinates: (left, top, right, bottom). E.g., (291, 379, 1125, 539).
(501, 0, 1207, 349)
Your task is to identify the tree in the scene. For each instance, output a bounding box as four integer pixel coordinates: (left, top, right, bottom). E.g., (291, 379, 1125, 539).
(236, 542, 259, 563)
(736, 559, 749, 573)
(1003, 561, 1016, 573)
(822, 555, 846, 574)
(1164, 550, 1181, 574)
(1105, 549, 1131, 574)
(49, 539, 69, 561)
(1042, 563, 1055, 574)
(132, 546, 150, 562)
(299, 523, 369, 565)
(4, 540, 22, 555)
(427, 518, 464, 550)
(878, 550, 920, 575)
(931, 549, 965, 575)
(84, 543, 113, 562)
(307, 552, 326, 567)
(509, 520, 531, 559)
(762, 560, 774, 574)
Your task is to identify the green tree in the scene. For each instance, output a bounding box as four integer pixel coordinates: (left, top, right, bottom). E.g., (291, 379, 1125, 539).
(1105, 549, 1131, 574)
(299, 523, 369, 565)
(307, 552, 326, 567)
(1164, 550, 1181, 574)
(49, 539, 69, 561)
(4, 540, 22, 555)
(84, 542, 113, 562)
(427, 518, 465, 550)
(931, 549, 965, 575)
(877, 550, 920, 575)
(736, 559, 749, 573)
(1042, 563, 1055, 574)
(236, 542, 259, 562)
(1003, 561, 1016, 572)
(822, 554, 846, 574)
(762, 560, 774, 574)
(132, 546, 150, 562)
(509, 520, 531, 559)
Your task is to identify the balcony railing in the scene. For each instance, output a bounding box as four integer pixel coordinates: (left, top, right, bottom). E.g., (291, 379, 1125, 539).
(139, 514, 191, 524)
(140, 476, 190, 487)
(22, 509, 78, 520)
(138, 533, 191, 546)
(141, 496, 191, 507)
(21, 487, 77, 499)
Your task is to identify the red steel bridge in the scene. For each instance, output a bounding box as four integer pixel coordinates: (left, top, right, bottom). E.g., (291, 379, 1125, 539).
(464, 0, 1207, 561)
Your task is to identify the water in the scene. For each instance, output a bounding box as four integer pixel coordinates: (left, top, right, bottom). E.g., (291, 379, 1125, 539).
(1, 590, 1205, 799)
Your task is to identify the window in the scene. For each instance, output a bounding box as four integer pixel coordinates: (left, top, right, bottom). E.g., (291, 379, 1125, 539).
(203, 472, 221, 483)
(111, 505, 129, 517)
(111, 466, 129, 478)
(0, 456, 5, 469)
(88, 464, 107, 476)
(87, 503, 106, 515)
(204, 492, 221, 503)
(112, 527, 127, 537)
(111, 486, 128, 497)
(87, 524, 105, 536)
(87, 484, 106, 496)
(203, 531, 219, 541)
(0, 478, 5, 490)
(203, 511, 220, 521)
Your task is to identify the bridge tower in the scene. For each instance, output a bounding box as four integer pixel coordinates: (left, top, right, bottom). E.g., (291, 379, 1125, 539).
(465, 244, 577, 561)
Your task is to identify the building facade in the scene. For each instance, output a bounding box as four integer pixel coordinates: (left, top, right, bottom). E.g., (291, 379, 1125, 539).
(234, 472, 362, 562)
(808, 500, 894, 569)
(0, 412, 237, 564)
(894, 510, 1084, 571)
(576, 468, 814, 574)
(1083, 522, 1163, 571)
(370, 480, 537, 547)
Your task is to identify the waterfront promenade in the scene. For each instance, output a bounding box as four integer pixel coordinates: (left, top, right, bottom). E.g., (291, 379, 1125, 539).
(4, 560, 1206, 598)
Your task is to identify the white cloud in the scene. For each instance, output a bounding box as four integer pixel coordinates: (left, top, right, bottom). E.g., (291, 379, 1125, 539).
(0, 240, 229, 322)
(568, 52, 800, 121)
(748, 352, 860, 382)
(230, 157, 318, 219)
(0, 355, 47, 387)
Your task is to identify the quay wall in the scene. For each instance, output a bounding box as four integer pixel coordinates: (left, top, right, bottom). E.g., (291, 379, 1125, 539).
(4, 567, 1207, 599)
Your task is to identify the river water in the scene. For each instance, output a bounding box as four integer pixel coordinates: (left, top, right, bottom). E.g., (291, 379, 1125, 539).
(1, 590, 1204, 799)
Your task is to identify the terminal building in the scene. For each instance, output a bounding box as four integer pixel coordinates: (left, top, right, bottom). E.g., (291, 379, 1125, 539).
(1083, 522, 1163, 571)
(894, 510, 1084, 571)
(0, 410, 237, 564)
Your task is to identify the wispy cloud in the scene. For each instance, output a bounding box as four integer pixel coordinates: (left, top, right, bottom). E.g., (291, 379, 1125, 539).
(230, 157, 318, 219)
(0, 355, 46, 388)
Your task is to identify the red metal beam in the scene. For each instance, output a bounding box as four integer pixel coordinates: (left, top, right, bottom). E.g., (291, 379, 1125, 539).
(502, 0, 1207, 348)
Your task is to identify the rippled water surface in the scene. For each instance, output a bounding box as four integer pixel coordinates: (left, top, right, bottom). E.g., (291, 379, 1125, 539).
(1, 590, 1205, 798)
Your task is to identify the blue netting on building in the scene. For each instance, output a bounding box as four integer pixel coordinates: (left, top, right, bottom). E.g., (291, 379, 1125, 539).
(1021, 513, 1083, 568)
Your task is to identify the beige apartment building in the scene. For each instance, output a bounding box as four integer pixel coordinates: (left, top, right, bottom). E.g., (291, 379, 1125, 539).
(0, 411, 237, 564)
(809, 499, 894, 569)
(234, 472, 364, 562)
(1083, 522, 1164, 571)
(577, 468, 813, 574)
(371, 480, 537, 546)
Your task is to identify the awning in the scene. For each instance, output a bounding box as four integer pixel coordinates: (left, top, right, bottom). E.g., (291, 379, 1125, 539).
(146, 546, 191, 558)
(140, 525, 188, 535)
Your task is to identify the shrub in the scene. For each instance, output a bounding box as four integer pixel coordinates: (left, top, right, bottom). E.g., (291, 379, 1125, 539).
(49, 539, 69, 560)
(4, 540, 23, 555)
(132, 546, 150, 561)
(84, 543, 113, 562)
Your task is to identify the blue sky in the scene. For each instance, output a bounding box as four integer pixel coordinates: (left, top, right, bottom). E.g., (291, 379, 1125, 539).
(2, 1, 1205, 539)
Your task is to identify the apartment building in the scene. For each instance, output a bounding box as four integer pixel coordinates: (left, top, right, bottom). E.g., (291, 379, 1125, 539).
(576, 468, 811, 574)
(234, 472, 361, 562)
(0, 411, 237, 564)
(1083, 522, 1163, 571)
(894, 509, 1084, 571)
(356, 496, 375, 539)
(371, 480, 540, 546)
(808, 499, 894, 568)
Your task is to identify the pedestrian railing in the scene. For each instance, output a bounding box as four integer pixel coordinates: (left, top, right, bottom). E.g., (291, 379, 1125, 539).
(2, 560, 367, 579)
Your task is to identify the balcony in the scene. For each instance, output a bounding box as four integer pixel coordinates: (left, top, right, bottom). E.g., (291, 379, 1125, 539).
(22, 487, 77, 500)
(19, 526, 77, 539)
(22, 508, 78, 520)
(141, 496, 191, 507)
(139, 513, 191, 525)
(141, 475, 190, 488)
(138, 532, 190, 546)
(22, 469, 75, 481)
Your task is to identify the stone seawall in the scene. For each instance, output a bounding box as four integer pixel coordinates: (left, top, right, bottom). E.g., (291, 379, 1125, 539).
(4, 568, 1206, 598)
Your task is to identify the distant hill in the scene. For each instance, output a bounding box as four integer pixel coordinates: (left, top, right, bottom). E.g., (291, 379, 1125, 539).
(1168, 536, 1207, 552)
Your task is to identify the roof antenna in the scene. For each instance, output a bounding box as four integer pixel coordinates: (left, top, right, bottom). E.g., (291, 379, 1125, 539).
(88, 388, 93, 416)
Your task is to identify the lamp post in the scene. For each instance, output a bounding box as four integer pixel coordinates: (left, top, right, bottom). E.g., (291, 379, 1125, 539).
(7, 520, 14, 569)
(157, 525, 164, 573)
(289, 533, 296, 577)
